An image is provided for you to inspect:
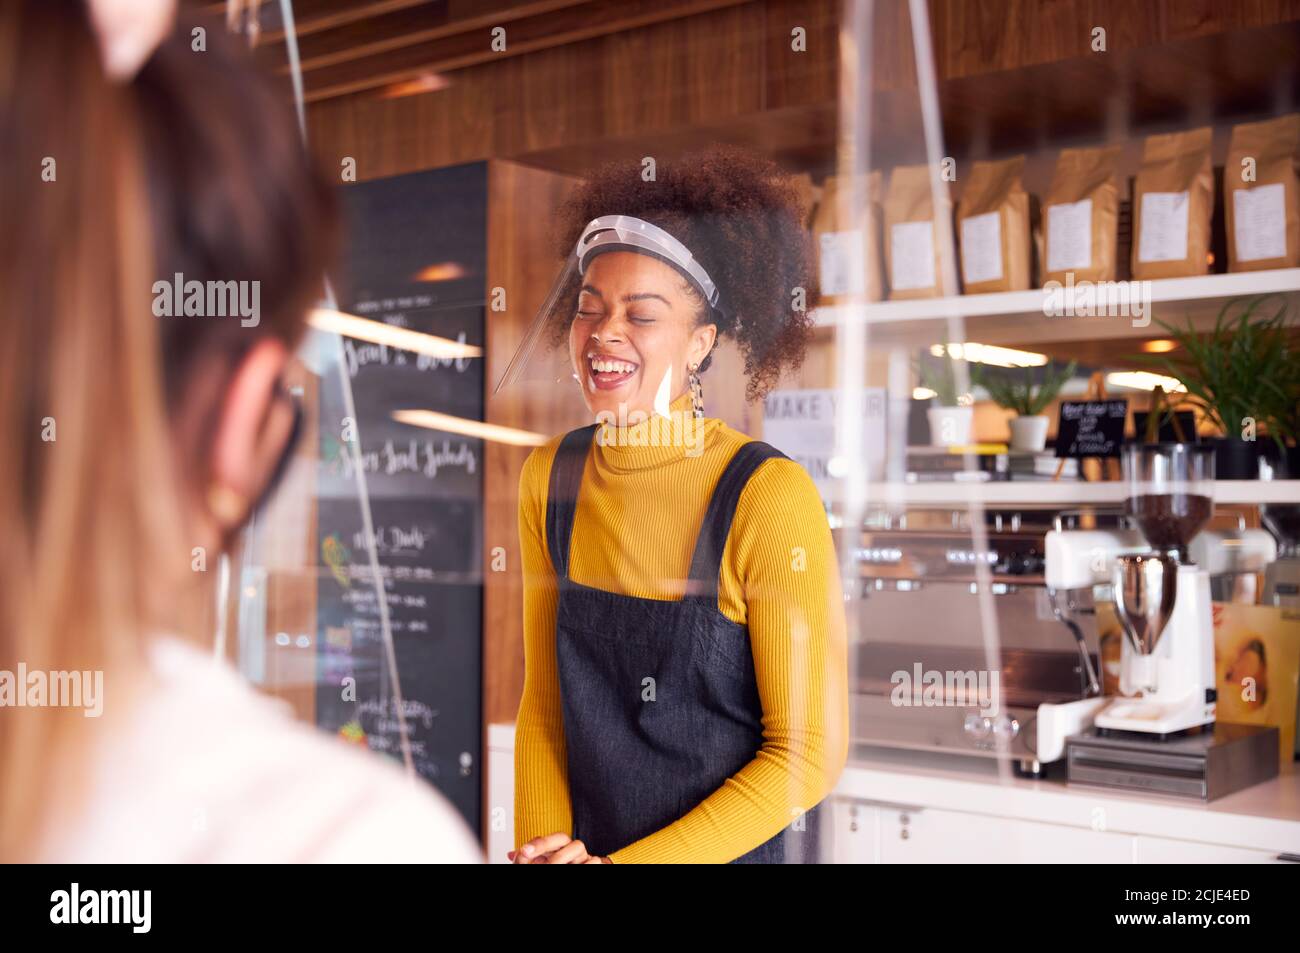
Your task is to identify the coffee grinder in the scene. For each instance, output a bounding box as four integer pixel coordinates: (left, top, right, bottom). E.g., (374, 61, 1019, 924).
(1095, 443, 1217, 736)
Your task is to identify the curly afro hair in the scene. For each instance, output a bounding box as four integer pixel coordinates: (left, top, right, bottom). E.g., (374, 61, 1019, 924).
(552, 145, 817, 402)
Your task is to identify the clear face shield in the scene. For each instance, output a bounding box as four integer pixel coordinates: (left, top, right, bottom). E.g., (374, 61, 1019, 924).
(216, 324, 421, 761)
(492, 214, 724, 427)
(218, 189, 489, 836)
(218, 307, 486, 830)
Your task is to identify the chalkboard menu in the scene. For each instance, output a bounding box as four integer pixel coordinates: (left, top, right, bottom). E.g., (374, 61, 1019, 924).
(1133, 410, 1198, 444)
(1055, 399, 1129, 458)
(316, 163, 486, 834)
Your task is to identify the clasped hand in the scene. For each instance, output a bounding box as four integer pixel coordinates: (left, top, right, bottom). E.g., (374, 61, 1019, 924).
(508, 833, 611, 864)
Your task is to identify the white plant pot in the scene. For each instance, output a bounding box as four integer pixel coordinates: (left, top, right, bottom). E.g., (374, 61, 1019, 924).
(1009, 415, 1050, 452)
(927, 406, 974, 447)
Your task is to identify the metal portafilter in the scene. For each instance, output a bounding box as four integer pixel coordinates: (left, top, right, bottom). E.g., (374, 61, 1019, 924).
(1261, 503, 1300, 558)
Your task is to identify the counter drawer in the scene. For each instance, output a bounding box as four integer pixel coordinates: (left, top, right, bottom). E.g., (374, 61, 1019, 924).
(1133, 836, 1294, 864)
(887, 808, 1131, 863)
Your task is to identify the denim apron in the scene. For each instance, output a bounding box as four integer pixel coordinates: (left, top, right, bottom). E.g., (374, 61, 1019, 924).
(546, 424, 822, 863)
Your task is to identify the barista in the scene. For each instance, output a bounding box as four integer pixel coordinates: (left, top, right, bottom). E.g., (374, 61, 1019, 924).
(509, 147, 849, 864)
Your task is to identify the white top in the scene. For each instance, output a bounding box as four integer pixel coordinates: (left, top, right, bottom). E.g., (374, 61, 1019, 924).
(38, 637, 483, 863)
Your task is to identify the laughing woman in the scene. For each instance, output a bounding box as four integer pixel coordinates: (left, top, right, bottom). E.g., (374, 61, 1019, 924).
(511, 147, 849, 865)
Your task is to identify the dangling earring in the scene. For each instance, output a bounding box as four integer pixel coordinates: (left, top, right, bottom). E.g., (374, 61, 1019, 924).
(207, 483, 248, 528)
(688, 364, 705, 420)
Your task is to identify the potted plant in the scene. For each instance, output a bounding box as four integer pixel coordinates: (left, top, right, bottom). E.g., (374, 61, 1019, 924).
(1267, 333, 1300, 477)
(972, 360, 1077, 452)
(1137, 295, 1294, 479)
(916, 350, 972, 447)
(1278, 394, 1300, 478)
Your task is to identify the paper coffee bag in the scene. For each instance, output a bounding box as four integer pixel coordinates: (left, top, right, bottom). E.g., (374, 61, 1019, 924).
(884, 164, 947, 300)
(957, 155, 1031, 293)
(813, 172, 883, 301)
(1131, 127, 1213, 279)
(1042, 145, 1120, 285)
(1215, 603, 1300, 767)
(1225, 113, 1300, 271)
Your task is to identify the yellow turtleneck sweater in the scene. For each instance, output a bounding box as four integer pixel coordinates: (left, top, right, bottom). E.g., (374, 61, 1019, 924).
(514, 391, 849, 864)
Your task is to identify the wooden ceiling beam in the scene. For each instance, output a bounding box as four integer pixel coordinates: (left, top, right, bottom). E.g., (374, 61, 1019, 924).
(263, 0, 441, 44)
(286, 0, 596, 71)
(292, 0, 750, 103)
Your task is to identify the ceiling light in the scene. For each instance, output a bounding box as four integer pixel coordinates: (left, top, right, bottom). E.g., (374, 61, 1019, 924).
(928, 343, 1048, 367)
(412, 262, 467, 282)
(309, 308, 481, 360)
(1141, 339, 1177, 353)
(1105, 371, 1186, 392)
(380, 72, 450, 99)
(392, 410, 546, 447)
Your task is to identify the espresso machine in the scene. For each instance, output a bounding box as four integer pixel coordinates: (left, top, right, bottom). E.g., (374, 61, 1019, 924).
(1261, 502, 1300, 609)
(849, 504, 1117, 775)
(847, 443, 1283, 775)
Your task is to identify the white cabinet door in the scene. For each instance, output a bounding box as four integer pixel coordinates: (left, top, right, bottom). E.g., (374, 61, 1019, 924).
(1134, 836, 1292, 864)
(877, 807, 1134, 863)
(825, 798, 881, 863)
(486, 739, 515, 864)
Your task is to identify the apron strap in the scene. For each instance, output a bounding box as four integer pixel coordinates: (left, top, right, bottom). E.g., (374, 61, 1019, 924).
(545, 423, 599, 580)
(685, 441, 788, 602)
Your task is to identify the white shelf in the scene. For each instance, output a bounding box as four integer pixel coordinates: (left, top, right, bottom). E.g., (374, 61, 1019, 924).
(813, 268, 1300, 341)
(852, 480, 1300, 508)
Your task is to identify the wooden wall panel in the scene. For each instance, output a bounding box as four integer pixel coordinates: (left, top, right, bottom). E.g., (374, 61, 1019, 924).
(482, 160, 583, 727)
(600, 5, 765, 136)
(930, 0, 1300, 80)
(1157, 0, 1300, 40)
(306, 1, 1300, 183)
(306, 0, 830, 178)
(763, 0, 840, 108)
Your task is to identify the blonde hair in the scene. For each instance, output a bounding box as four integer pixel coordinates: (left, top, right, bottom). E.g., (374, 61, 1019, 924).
(0, 1, 335, 859)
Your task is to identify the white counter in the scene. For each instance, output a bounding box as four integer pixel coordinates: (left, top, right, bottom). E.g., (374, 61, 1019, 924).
(836, 744, 1300, 859)
(488, 723, 1300, 861)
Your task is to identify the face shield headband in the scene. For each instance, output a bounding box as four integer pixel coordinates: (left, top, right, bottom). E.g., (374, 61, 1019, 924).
(576, 215, 721, 313)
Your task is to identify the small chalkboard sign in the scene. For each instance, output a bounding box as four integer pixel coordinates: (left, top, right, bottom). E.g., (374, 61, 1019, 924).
(1133, 410, 1197, 444)
(1055, 399, 1129, 458)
